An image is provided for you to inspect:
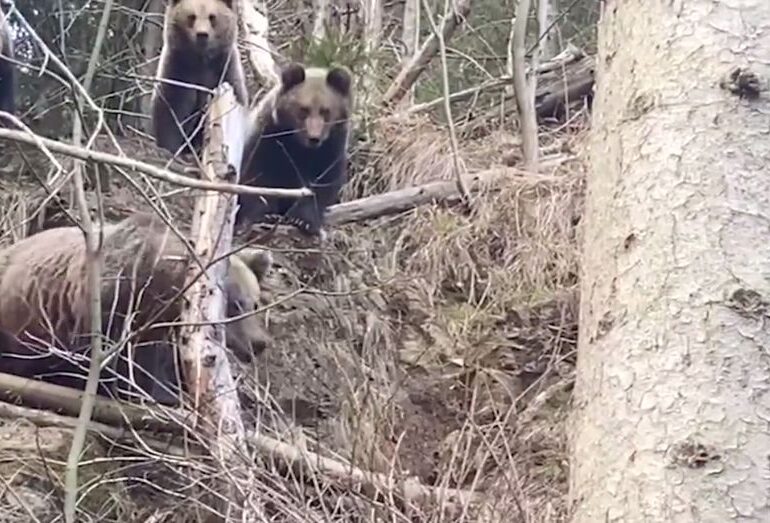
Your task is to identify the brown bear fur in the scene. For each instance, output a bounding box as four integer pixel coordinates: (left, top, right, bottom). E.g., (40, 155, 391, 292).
(0, 212, 272, 406)
(0, 6, 16, 116)
(236, 62, 353, 237)
(151, 0, 247, 156)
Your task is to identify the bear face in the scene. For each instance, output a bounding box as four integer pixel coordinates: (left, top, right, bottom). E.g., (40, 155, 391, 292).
(0, 214, 274, 407)
(235, 63, 354, 237)
(273, 63, 353, 149)
(166, 0, 236, 57)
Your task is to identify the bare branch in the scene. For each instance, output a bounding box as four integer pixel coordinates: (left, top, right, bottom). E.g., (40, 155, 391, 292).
(0, 128, 312, 198)
(64, 0, 115, 517)
(381, 0, 471, 107)
(420, 0, 469, 202)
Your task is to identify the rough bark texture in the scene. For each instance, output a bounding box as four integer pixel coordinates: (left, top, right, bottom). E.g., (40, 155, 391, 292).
(571, 1, 770, 521)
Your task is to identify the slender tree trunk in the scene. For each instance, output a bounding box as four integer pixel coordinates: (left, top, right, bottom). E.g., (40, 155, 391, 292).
(400, 0, 420, 105)
(571, 1, 770, 521)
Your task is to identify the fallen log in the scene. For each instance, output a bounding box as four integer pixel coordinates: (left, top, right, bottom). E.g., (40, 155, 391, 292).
(326, 163, 568, 226)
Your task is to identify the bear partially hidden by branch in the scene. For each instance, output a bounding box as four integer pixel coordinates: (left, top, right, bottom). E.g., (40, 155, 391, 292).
(0, 4, 16, 116)
(151, 0, 247, 156)
(236, 62, 353, 238)
(0, 213, 272, 407)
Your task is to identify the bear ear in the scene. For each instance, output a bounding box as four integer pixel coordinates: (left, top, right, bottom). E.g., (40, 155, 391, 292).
(326, 67, 352, 97)
(280, 63, 306, 92)
(237, 248, 273, 282)
(219, 0, 235, 8)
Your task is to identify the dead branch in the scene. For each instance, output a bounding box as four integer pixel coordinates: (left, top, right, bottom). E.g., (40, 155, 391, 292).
(0, 400, 190, 457)
(511, 0, 539, 169)
(381, 0, 471, 107)
(0, 369, 481, 515)
(402, 44, 587, 116)
(0, 128, 311, 198)
(176, 83, 262, 520)
(248, 428, 482, 513)
(325, 166, 568, 225)
(535, 54, 594, 119)
(240, 0, 279, 89)
(0, 371, 183, 432)
(420, 0, 469, 203)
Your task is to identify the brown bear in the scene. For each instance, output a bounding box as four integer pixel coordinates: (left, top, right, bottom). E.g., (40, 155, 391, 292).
(151, 0, 247, 156)
(0, 212, 272, 406)
(236, 62, 353, 238)
(0, 6, 16, 116)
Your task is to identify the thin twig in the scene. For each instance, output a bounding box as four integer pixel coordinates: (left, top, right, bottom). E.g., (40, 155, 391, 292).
(0, 128, 313, 198)
(63, 0, 114, 519)
(421, 0, 470, 203)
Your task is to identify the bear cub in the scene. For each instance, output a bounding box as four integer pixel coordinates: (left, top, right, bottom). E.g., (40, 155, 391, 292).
(236, 62, 353, 237)
(151, 0, 247, 156)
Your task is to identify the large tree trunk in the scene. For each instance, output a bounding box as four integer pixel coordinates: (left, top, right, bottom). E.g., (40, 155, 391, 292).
(571, 1, 770, 521)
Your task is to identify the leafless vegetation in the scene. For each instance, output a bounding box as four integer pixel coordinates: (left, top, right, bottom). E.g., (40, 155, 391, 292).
(0, 0, 598, 521)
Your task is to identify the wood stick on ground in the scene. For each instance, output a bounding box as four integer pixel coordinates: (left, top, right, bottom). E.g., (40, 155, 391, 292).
(0, 372, 482, 516)
(381, 0, 471, 107)
(326, 166, 565, 226)
(0, 371, 183, 433)
(176, 83, 263, 520)
(0, 128, 311, 199)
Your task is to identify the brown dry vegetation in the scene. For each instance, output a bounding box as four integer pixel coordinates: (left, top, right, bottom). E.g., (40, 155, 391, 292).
(0, 104, 587, 521)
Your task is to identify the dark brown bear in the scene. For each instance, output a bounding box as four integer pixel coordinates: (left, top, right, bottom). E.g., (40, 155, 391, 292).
(151, 0, 247, 156)
(0, 6, 16, 116)
(0, 212, 273, 406)
(236, 62, 353, 237)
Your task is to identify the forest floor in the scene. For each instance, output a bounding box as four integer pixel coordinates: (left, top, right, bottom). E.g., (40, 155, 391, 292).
(0, 109, 587, 522)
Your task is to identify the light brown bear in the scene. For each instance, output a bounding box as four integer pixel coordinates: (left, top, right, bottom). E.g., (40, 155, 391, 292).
(0, 212, 272, 406)
(236, 62, 353, 238)
(151, 0, 247, 156)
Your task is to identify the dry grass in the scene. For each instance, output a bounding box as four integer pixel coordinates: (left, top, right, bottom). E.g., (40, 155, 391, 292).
(0, 112, 586, 521)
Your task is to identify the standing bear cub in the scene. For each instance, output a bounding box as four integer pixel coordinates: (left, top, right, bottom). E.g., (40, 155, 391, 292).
(0, 212, 273, 407)
(236, 62, 353, 237)
(151, 0, 248, 156)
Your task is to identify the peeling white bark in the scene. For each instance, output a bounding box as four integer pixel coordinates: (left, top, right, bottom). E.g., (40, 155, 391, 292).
(571, 1, 770, 521)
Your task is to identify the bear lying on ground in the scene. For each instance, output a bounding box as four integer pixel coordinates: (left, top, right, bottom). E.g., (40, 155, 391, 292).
(236, 62, 354, 238)
(0, 212, 272, 406)
(151, 0, 248, 156)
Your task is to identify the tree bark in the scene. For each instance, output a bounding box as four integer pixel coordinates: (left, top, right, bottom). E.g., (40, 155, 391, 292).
(571, 1, 770, 521)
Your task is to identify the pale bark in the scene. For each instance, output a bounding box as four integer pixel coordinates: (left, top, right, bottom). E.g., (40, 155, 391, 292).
(311, 0, 330, 41)
(571, 1, 770, 522)
(399, 0, 419, 106)
(240, 0, 279, 88)
(177, 85, 262, 520)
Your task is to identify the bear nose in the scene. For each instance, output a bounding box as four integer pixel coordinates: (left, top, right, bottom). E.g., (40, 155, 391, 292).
(307, 137, 321, 147)
(196, 32, 209, 44)
(251, 337, 268, 355)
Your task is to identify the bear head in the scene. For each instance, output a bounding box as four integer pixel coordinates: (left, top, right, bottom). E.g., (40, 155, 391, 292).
(273, 62, 353, 149)
(224, 246, 273, 363)
(167, 0, 236, 55)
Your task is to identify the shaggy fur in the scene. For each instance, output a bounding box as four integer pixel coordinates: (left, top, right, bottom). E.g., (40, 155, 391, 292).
(236, 62, 353, 237)
(151, 0, 247, 156)
(0, 7, 16, 116)
(0, 213, 272, 406)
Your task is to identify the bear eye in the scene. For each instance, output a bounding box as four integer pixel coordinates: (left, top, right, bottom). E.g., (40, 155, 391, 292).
(320, 107, 331, 120)
(209, 14, 216, 24)
(187, 14, 195, 27)
(298, 106, 310, 119)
